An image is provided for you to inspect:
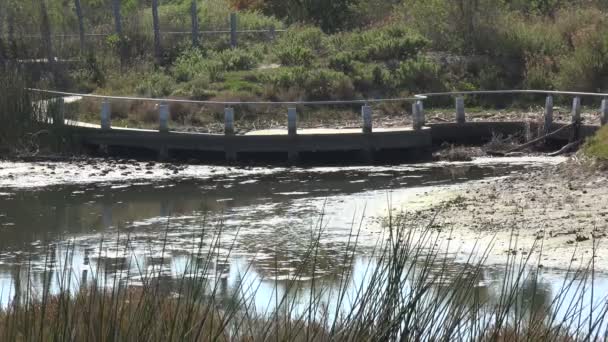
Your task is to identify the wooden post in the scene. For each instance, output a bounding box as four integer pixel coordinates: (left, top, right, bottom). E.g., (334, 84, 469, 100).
(39, 0, 54, 64)
(269, 25, 276, 41)
(230, 13, 237, 48)
(570, 97, 581, 142)
(362, 105, 372, 134)
(152, 0, 162, 66)
(288, 107, 297, 136)
(456, 96, 465, 124)
(601, 98, 608, 126)
(224, 107, 234, 135)
(101, 100, 111, 130)
(544, 95, 553, 136)
(159, 103, 169, 132)
(74, 0, 86, 54)
(190, 0, 200, 47)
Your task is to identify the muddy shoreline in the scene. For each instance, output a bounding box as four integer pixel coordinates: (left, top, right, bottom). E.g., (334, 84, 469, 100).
(407, 157, 608, 271)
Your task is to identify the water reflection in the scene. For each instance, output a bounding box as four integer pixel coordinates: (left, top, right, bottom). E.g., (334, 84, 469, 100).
(0, 160, 594, 325)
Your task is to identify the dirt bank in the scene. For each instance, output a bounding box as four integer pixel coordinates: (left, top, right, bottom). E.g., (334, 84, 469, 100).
(406, 157, 608, 272)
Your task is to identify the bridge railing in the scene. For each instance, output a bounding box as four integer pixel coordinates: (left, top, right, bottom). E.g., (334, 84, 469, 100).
(28, 88, 608, 136)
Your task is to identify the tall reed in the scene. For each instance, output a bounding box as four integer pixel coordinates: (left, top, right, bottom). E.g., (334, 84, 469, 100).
(0, 215, 603, 341)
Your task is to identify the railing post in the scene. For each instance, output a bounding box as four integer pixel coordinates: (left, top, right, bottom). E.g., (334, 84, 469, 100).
(54, 98, 65, 127)
(417, 100, 425, 127)
(544, 95, 553, 136)
(601, 98, 608, 126)
(362, 105, 372, 134)
(159, 102, 169, 133)
(190, 0, 200, 47)
(224, 107, 235, 135)
(570, 96, 581, 142)
(230, 13, 238, 48)
(456, 96, 465, 124)
(411, 100, 425, 130)
(412, 102, 420, 130)
(101, 100, 111, 130)
(288, 107, 297, 136)
(269, 25, 276, 41)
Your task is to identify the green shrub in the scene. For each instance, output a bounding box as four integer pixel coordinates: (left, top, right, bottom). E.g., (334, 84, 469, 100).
(260, 67, 355, 100)
(584, 125, 608, 160)
(135, 72, 176, 98)
(394, 58, 443, 92)
(344, 25, 429, 62)
(213, 48, 260, 71)
(172, 49, 207, 82)
(276, 45, 314, 66)
(328, 52, 356, 73)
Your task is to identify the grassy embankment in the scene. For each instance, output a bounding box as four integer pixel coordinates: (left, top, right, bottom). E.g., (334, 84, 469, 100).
(7, 0, 608, 131)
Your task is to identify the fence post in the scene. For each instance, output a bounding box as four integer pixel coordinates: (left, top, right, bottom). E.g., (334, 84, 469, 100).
(601, 98, 608, 126)
(74, 0, 86, 54)
(269, 25, 276, 41)
(111, 0, 126, 66)
(39, 1, 54, 64)
(152, 0, 162, 65)
(191, 0, 200, 47)
(544, 95, 553, 136)
(230, 13, 238, 48)
(456, 96, 465, 124)
(224, 107, 234, 135)
(362, 105, 372, 134)
(101, 100, 111, 130)
(159, 103, 169, 133)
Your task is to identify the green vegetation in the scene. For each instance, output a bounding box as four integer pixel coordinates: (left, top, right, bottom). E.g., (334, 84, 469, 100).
(583, 125, 608, 160)
(4, 0, 608, 131)
(0, 220, 601, 341)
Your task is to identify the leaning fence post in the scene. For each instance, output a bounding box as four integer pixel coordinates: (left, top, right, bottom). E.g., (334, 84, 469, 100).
(544, 95, 553, 136)
(152, 0, 162, 66)
(101, 100, 111, 130)
(159, 102, 169, 133)
(456, 96, 465, 124)
(224, 107, 235, 135)
(288, 107, 297, 136)
(601, 98, 608, 126)
(230, 13, 238, 48)
(362, 105, 372, 134)
(190, 0, 200, 47)
(74, 0, 86, 53)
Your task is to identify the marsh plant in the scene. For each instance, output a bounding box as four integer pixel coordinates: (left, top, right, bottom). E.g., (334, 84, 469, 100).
(0, 214, 604, 341)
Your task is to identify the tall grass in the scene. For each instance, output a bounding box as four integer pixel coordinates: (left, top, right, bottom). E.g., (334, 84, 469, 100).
(0, 65, 37, 155)
(0, 214, 604, 341)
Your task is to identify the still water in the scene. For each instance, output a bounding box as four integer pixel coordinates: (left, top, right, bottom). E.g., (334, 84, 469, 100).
(0, 157, 606, 324)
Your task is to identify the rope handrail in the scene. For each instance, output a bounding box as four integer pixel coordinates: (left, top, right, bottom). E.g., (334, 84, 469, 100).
(419, 89, 608, 98)
(28, 88, 423, 106)
(28, 88, 608, 107)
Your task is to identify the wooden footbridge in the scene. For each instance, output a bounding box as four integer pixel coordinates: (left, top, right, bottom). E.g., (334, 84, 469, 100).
(31, 89, 608, 163)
